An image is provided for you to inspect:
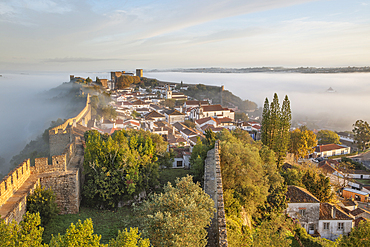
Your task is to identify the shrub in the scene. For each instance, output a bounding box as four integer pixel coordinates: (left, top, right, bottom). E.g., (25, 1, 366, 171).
(27, 186, 60, 226)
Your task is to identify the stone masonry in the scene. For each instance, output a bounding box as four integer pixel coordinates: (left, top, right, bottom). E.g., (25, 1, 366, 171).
(204, 140, 228, 247)
(0, 94, 91, 223)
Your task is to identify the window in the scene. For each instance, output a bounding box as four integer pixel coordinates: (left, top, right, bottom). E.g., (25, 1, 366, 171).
(338, 222, 344, 230)
(299, 209, 306, 216)
(324, 222, 330, 230)
(177, 160, 183, 167)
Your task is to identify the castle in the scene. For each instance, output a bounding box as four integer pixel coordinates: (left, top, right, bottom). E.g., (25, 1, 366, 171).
(0, 94, 92, 223)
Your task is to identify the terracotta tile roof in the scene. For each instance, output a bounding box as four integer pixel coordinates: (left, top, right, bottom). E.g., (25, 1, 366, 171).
(215, 117, 233, 124)
(315, 144, 348, 152)
(185, 100, 209, 106)
(115, 119, 124, 124)
(201, 124, 216, 131)
(286, 186, 320, 203)
(320, 203, 354, 220)
(170, 147, 190, 158)
(354, 217, 367, 227)
(196, 117, 216, 125)
(319, 162, 338, 174)
(202, 104, 225, 112)
(341, 199, 358, 207)
(165, 109, 185, 116)
(350, 208, 370, 217)
(145, 111, 165, 119)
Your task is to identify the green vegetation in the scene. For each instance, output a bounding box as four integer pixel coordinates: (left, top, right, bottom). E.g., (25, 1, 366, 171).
(289, 126, 317, 160)
(27, 186, 60, 226)
(338, 220, 370, 246)
(340, 157, 367, 171)
(317, 130, 341, 145)
(352, 120, 370, 151)
(43, 206, 138, 244)
(183, 119, 195, 129)
(82, 129, 167, 209)
(281, 164, 335, 203)
(137, 175, 214, 247)
(261, 94, 292, 165)
(116, 75, 140, 89)
(235, 112, 249, 122)
(0, 212, 44, 247)
(183, 83, 257, 111)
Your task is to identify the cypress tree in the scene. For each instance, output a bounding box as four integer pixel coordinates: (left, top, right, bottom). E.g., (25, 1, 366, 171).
(269, 93, 280, 150)
(261, 98, 270, 146)
(262, 94, 291, 166)
(275, 95, 291, 165)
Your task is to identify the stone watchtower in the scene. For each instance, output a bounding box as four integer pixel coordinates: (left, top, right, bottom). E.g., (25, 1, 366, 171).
(136, 69, 143, 78)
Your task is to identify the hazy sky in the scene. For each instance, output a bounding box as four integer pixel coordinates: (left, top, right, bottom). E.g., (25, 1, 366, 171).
(1, 0, 369, 72)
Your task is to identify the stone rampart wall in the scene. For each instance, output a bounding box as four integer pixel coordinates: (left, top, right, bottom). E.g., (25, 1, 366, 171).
(0, 160, 31, 206)
(40, 169, 80, 214)
(204, 140, 228, 247)
(49, 94, 91, 136)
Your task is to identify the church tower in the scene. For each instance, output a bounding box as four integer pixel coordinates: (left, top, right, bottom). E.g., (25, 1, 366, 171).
(166, 85, 172, 99)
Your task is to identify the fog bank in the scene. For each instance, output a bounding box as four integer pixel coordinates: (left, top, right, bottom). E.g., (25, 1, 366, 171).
(146, 72, 370, 130)
(0, 72, 110, 175)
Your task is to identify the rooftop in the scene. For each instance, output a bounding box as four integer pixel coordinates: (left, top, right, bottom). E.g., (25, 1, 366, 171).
(286, 185, 320, 203)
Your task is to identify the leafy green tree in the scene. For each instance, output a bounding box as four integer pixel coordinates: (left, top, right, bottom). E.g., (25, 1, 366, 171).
(86, 77, 93, 84)
(352, 120, 370, 151)
(204, 129, 217, 148)
(49, 218, 104, 247)
(0, 212, 45, 247)
(96, 77, 101, 85)
(289, 127, 317, 160)
(317, 130, 341, 145)
(338, 220, 370, 246)
(83, 130, 167, 208)
(27, 186, 60, 226)
(109, 228, 150, 247)
(139, 175, 214, 247)
(235, 112, 249, 122)
(302, 169, 335, 203)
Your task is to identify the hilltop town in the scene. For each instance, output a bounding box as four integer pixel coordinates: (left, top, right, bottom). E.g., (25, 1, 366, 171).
(1, 70, 370, 246)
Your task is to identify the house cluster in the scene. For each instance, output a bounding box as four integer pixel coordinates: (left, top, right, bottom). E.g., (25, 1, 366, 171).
(286, 185, 369, 241)
(90, 72, 263, 168)
(317, 158, 370, 202)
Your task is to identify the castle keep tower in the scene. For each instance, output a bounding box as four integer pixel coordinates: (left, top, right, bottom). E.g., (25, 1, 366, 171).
(136, 69, 143, 78)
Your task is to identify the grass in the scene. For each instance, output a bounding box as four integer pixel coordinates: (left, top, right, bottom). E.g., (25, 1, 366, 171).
(354, 179, 370, 185)
(43, 168, 191, 244)
(158, 168, 192, 189)
(43, 206, 140, 244)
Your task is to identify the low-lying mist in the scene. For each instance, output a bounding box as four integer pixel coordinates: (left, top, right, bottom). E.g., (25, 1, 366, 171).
(0, 72, 109, 175)
(146, 72, 370, 131)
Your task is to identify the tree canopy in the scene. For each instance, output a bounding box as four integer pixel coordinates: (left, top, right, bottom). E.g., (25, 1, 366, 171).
(138, 175, 214, 247)
(82, 129, 167, 208)
(289, 127, 317, 160)
(352, 120, 370, 151)
(317, 130, 341, 145)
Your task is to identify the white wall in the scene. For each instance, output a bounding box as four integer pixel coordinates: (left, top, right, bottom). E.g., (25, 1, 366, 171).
(319, 220, 353, 241)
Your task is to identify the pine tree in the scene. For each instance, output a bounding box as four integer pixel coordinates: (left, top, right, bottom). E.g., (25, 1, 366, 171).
(261, 98, 270, 146)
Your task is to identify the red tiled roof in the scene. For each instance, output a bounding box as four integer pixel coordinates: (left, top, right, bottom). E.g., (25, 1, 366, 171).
(320, 203, 354, 220)
(286, 186, 320, 203)
(202, 104, 225, 112)
(315, 144, 347, 152)
(196, 117, 216, 125)
(145, 111, 165, 119)
(354, 217, 367, 227)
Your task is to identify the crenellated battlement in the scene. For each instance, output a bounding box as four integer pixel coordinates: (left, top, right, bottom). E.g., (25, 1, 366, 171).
(0, 159, 31, 207)
(49, 94, 91, 136)
(204, 140, 228, 247)
(0, 91, 89, 223)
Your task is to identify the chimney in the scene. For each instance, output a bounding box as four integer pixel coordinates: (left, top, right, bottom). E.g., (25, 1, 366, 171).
(331, 206, 336, 218)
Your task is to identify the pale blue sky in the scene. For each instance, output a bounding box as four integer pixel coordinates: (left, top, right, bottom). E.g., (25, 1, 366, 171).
(0, 0, 369, 72)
